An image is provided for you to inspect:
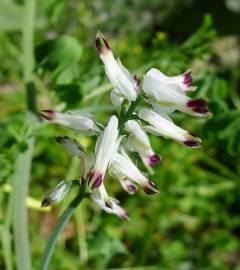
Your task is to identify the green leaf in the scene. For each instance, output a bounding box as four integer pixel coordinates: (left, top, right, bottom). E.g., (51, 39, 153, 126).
(53, 84, 83, 109)
(35, 35, 82, 78)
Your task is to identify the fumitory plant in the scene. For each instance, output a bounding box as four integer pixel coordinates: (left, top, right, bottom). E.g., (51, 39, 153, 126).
(38, 32, 211, 269)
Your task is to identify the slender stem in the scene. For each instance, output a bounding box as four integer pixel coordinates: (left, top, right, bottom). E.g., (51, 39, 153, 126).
(38, 188, 86, 270)
(119, 97, 141, 131)
(12, 1, 36, 270)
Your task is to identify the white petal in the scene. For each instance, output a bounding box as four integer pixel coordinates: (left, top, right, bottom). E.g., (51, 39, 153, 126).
(56, 136, 85, 157)
(91, 192, 129, 220)
(96, 33, 137, 101)
(110, 150, 159, 194)
(139, 109, 201, 147)
(40, 110, 100, 133)
(110, 89, 124, 107)
(90, 115, 119, 189)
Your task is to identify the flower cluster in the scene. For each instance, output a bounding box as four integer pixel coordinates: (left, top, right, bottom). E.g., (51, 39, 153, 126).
(40, 32, 211, 219)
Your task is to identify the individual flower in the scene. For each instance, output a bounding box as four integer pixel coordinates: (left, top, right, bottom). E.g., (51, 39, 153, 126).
(91, 192, 129, 220)
(110, 149, 160, 195)
(40, 110, 100, 134)
(55, 136, 95, 183)
(138, 108, 201, 148)
(96, 31, 139, 104)
(125, 120, 161, 173)
(143, 68, 211, 117)
(109, 163, 137, 195)
(41, 181, 71, 207)
(88, 115, 119, 193)
(55, 136, 85, 157)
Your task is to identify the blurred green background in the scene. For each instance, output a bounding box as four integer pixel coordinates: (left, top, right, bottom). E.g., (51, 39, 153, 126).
(0, 0, 240, 269)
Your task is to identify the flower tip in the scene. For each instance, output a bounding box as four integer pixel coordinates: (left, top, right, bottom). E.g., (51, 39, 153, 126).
(183, 71, 193, 87)
(104, 200, 113, 209)
(91, 174, 103, 189)
(55, 136, 67, 144)
(187, 98, 210, 116)
(142, 180, 160, 195)
(183, 140, 201, 148)
(39, 109, 56, 121)
(120, 211, 130, 220)
(95, 31, 110, 54)
(41, 198, 50, 208)
(149, 154, 161, 167)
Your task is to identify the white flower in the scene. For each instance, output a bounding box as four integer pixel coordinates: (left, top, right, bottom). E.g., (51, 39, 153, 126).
(109, 163, 137, 195)
(96, 31, 139, 104)
(40, 110, 100, 133)
(125, 120, 161, 173)
(110, 149, 159, 195)
(143, 68, 211, 117)
(138, 108, 201, 148)
(91, 191, 129, 220)
(41, 181, 70, 207)
(89, 115, 119, 190)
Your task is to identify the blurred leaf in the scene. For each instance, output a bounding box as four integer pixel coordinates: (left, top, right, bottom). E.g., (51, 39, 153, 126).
(35, 35, 82, 78)
(53, 84, 83, 109)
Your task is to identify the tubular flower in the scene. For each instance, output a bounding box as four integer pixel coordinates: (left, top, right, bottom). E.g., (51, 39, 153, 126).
(143, 68, 212, 117)
(96, 31, 139, 104)
(91, 192, 129, 220)
(88, 115, 119, 191)
(40, 110, 100, 133)
(109, 163, 137, 195)
(41, 181, 70, 207)
(55, 136, 85, 157)
(125, 120, 161, 173)
(138, 108, 201, 148)
(110, 150, 160, 195)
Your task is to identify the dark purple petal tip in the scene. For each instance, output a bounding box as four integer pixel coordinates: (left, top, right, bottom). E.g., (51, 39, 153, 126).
(149, 154, 161, 167)
(142, 180, 160, 195)
(96, 32, 110, 54)
(183, 140, 201, 148)
(183, 72, 192, 87)
(92, 173, 103, 189)
(39, 109, 56, 121)
(127, 184, 137, 193)
(187, 98, 209, 114)
(105, 200, 113, 209)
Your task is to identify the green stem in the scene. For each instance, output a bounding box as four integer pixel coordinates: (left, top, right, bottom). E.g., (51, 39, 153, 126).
(12, 1, 36, 270)
(119, 97, 141, 131)
(38, 188, 86, 270)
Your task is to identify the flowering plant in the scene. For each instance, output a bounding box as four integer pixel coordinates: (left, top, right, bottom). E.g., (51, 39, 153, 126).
(40, 32, 211, 220)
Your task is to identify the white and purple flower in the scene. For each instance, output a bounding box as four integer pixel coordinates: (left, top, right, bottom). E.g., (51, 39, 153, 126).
(125, 120, 161, 173)
(40, 110, 100, 133)
(138, 108, 201, 148)
(96, 32, 140, 105)
(143, 68, 211, 117)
